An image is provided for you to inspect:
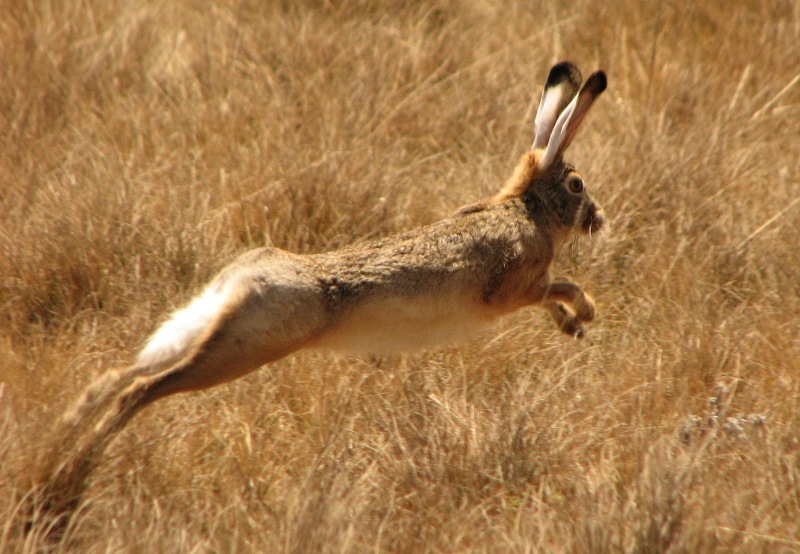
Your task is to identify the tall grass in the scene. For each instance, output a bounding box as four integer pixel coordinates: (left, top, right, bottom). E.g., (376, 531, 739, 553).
(2, 0, 799, 551)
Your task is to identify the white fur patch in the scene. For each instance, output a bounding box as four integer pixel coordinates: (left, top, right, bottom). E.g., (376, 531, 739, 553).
(136, 281, 232, 369)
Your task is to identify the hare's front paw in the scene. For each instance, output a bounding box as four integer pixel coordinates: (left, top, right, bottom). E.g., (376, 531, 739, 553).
(535, 282, 597, 338)
(574, 293, 596, 323)
(551, 302, 587, 339)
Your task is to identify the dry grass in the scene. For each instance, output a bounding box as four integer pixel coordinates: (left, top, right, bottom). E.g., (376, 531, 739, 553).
(2, 0, 800, 551)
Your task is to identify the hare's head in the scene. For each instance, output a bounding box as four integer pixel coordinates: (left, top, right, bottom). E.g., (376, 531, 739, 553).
(491, 62, 607, 236)
(525, 156, 605, 236)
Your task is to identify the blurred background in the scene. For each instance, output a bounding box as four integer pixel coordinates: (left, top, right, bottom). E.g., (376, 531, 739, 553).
(2, 1, 799, 551)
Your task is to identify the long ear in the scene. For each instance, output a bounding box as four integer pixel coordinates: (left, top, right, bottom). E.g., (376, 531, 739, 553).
(539, 70, 607, 170)
(532, 62, 582, 150)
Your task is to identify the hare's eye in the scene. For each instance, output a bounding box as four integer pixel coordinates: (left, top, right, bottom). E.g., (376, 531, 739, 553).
(567, 177, 584, 195)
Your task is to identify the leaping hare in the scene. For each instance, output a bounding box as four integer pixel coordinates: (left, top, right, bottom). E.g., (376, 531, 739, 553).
(32, 62, 607, 523)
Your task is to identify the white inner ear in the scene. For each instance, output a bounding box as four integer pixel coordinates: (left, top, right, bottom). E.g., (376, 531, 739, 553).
(539, 94, 578, 170)
(532, 87, 565, 150)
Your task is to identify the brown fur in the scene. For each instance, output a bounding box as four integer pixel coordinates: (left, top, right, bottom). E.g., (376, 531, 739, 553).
(490, 150, 543, 205)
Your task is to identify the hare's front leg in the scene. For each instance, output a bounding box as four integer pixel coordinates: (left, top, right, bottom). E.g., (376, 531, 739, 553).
(529, 279, 596, 338)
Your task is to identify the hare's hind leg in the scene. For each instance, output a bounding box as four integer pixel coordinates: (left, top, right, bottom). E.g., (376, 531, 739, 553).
(31, 341, 294, 530)
(33, 262, 327, 526)
(135, 318, 301, 406)
(136, 251, 329, 402)
(93, 333, 297, 442)
(34, 304, 305, 519)
(137, 285, 328, 404)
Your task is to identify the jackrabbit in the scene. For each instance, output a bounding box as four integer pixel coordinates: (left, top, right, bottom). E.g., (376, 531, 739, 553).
(32, 61, 607, 523)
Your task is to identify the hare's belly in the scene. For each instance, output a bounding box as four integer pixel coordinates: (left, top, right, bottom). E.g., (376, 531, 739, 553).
(309, 293, 499, 354)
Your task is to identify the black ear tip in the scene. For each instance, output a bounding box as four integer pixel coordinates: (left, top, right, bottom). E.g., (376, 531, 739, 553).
(547, 61, 582, 88)
(587, 71, 608, 94)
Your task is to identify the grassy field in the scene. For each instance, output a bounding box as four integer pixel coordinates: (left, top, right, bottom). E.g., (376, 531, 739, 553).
(2, 0, 800, 551)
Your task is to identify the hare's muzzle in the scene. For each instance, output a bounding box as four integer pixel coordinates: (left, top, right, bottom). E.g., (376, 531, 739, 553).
(584, 203, 605, 234)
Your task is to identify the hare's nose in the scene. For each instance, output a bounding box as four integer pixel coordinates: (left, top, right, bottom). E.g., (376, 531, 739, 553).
(589, 205, 605, 233)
